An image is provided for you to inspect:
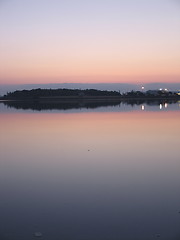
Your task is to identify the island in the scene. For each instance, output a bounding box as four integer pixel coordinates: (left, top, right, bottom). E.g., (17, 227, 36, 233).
(1, 88, 179, 111)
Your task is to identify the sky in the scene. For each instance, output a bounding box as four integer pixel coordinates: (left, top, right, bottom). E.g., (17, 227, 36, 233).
(0, 0, 180, 86)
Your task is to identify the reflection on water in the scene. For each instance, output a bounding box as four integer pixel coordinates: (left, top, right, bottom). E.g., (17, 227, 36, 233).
(1, 99, 180, 112)
(141, 105, 145, 111)
(0, 100, 180, 116)
(0, 103, 180, 240)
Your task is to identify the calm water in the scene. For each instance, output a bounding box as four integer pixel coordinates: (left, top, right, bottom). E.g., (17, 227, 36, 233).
(0, 102, 180, 240)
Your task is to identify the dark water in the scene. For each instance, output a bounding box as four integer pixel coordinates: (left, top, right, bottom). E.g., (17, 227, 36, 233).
(0, 101, 180, 240)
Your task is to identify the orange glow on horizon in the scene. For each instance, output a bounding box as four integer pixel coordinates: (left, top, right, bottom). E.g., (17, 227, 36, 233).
(1, 47, 180, 85)
(1, 74, 180, 85)
(1, 1, 180, 86)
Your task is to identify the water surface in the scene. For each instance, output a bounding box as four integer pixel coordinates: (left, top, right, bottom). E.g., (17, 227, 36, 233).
(0, 102, 180, 240)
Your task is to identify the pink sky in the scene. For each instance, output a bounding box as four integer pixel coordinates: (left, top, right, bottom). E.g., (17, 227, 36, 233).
(0, 0, 180, 85)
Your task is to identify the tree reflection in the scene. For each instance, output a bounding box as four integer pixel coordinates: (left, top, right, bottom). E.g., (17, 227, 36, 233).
(3, 99, 179, 111)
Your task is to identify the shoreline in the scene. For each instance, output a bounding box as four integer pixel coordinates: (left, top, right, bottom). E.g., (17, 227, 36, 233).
(1, 95, 179, 103)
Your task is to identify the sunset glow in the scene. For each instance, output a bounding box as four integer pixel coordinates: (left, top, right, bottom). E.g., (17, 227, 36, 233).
(0, 0, 180, 86)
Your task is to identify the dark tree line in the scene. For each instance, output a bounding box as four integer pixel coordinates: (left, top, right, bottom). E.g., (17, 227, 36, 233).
(3, 88, 121, 99)
(2, 88, 179, 100)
